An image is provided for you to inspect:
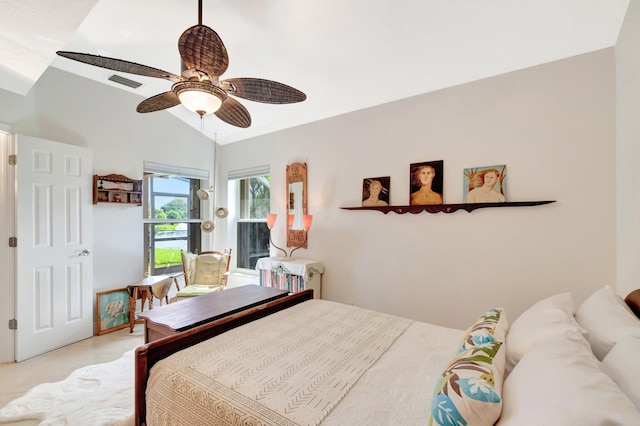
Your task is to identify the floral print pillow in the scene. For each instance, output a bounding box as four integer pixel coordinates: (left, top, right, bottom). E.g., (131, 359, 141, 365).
(459, 308, 508, 352)
(429, 341, 504, 426)
(429, 308, 507, 426)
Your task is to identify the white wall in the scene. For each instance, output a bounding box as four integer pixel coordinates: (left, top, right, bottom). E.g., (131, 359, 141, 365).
(218, 49, 617, 329)
(0, 67, 215, 292)
(617, 0, 640, 298)
(0, 47, 620, 331)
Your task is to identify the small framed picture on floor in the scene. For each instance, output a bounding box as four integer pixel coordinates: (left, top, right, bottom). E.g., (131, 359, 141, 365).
(96, 288, 130, 335)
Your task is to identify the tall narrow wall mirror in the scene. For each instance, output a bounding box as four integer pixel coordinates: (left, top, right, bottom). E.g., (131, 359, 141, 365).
(286, 162, 308, 248)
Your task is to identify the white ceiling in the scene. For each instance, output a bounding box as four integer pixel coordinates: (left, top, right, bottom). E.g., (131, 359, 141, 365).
(0, 0, 630, 144)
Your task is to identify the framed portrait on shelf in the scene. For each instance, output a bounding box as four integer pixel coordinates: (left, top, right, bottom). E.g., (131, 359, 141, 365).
(96, 288, 130, 336)
(362, 176, 390, 207)
(463, 164, 507, 203)
(409, 160, 444, 205)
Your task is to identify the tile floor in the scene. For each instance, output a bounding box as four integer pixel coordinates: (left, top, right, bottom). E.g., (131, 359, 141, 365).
(0, 324, 144, 409)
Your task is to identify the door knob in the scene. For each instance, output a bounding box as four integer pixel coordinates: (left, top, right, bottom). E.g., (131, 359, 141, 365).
(78, 249, 91, 256)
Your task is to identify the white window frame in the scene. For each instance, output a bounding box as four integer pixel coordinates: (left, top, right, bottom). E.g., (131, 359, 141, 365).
(227, 165, 270, 274)
(143, 162, 210, 275)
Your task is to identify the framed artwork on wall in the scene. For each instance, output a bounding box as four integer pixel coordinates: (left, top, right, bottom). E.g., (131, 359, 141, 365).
(96, 288, 130, 335)
(463, 165, 507, 203)
(409, 160, 444, 205)
(362, 176, 390, 206)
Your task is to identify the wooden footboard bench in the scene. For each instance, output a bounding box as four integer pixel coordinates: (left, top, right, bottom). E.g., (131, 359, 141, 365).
(133, 289, 314, 426)
(137, 285, 289, 343)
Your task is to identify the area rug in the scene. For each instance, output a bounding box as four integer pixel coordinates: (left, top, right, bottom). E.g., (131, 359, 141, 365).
(0, 349, 134, 425)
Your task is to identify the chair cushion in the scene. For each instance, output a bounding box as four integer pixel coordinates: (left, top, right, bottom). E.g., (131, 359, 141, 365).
(193, 254, 222, 284)
(181, 251, 229, 286)
(181, 252, 198, 284)
(176, 284, 223, 298)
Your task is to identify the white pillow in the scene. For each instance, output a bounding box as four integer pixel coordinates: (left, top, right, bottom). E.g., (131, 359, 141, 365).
(505, 292, 582, 374)
(601, 336, 640, 412)
(575, 285, 640, 360)
(496, 333, 640, 426)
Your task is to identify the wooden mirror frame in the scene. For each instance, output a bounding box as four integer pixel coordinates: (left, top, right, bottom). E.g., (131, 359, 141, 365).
(286, 162, 308, 248)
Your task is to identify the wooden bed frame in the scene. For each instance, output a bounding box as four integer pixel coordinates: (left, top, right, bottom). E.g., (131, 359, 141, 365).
(626, 289, 640, 319)
(133, 289, 314, 426)
(132, 288, 640, 425)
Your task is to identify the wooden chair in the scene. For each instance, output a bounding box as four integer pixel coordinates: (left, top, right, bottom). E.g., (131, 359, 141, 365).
(171, 249, 232, 302)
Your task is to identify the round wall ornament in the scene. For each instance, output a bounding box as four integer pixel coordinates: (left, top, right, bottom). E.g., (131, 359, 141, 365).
(215, 207, 229, 218)
(201, 220, 215, 232)
(196, 188, 209, 200)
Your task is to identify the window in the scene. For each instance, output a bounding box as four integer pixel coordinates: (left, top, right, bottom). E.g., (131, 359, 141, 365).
(228, 166, 270, 271)
(143, 162, 209, 276)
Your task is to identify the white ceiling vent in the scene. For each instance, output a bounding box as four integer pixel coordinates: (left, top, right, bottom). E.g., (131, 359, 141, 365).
(108, 74, 142, 89)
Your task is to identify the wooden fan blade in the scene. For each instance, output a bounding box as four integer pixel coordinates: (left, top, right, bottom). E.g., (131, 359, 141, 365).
(136, 91, 181, 113)
(56, 51, 183, 83)
(214, 97, 251, 128)
(179, 25, 229, 78)
(221, 78, 306, 104)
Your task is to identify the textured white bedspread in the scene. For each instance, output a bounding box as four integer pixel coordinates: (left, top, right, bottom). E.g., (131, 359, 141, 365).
(147, 299, 446, 426)
(322, 318, 462, 425)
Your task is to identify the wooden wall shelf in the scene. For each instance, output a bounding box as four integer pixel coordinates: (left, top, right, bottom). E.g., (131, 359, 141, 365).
(340, 200, 556, 214)
(94, 174, 142, 205)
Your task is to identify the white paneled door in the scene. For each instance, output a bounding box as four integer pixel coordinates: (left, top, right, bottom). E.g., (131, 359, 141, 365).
(15, 135, 93, 361)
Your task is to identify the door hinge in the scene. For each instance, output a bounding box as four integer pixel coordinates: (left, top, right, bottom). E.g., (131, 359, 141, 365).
(8, 319, 17, 330)
(8, 154, 16, 165)
(8, 237, 16, 247)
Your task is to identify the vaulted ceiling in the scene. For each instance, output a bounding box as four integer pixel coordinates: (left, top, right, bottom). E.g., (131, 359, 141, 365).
(0, 0, 629, 144)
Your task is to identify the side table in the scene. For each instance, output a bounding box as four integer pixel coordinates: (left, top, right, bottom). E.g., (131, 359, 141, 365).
(255, 257, 324, 298)
(126, 275, 173, 333)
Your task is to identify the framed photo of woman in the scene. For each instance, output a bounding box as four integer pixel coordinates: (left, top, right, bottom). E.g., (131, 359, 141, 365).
(362, 176, 390, 206)
(409, 160, 444, 205)
(463, 165, 507, 203)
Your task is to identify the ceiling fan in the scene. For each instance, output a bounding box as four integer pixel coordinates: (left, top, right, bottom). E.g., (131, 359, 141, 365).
(56, 0, 306, 128)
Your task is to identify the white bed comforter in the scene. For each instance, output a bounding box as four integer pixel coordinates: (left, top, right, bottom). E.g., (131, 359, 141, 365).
(146, 299, 462, 426)
(322, 316, 462, 425)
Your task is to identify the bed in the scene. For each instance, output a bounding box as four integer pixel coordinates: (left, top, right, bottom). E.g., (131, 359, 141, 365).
(134, 287, 640, 426)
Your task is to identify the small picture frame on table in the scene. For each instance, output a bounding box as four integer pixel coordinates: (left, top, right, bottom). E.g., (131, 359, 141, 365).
(96, 288, 130, 335)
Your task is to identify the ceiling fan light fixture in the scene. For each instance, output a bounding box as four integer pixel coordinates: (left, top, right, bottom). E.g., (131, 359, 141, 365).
(173, 81, 226, 116)
(56, 0, 305, 127)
